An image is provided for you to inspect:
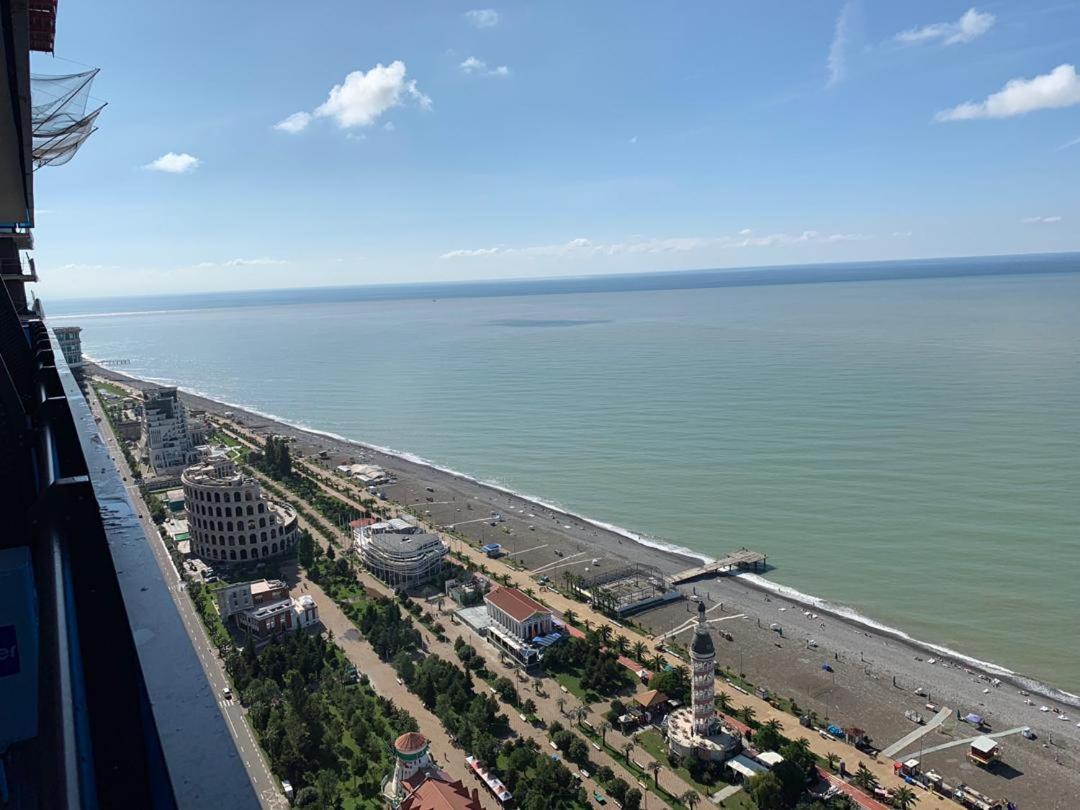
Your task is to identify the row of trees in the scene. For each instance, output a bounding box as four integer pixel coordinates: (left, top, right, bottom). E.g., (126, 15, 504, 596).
(394, 653, 509, 762)
(499, 738, 589, 810)
(226, 631, 416, 808)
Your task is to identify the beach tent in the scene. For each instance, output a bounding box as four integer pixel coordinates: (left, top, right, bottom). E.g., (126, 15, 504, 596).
(964, 713, 984, 725)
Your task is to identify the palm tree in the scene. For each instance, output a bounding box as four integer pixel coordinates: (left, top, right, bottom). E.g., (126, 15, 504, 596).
(615, 636, 629, 656)
(892, 786, 918, 810)
(573, 705, 590, 728)
(650, 654, 665, 672)
(600, 720, 611, 745)
(649, 761, 661, 787)
(599, 624, 613, 645)
(851, 763, 878, 794)
(716, 691, 733, 714)
(557, 697, 566, 716)
(533, 678, 544, 695)
(583, 618, 592, 632)
(632, 641, 648, 663)
(739, 705, 756, 725)
(563, 608, 577, 626)
(825, 752, 840, 772)
(622, 742, 634, 763)
(680, 790, 700, 810)
(763, 718, 783, 735)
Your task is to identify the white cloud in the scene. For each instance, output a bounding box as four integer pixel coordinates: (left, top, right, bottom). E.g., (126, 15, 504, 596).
(274, 62, 429, 134)
(384, 121, 395, 131)
(628, 135, 638, 144)
(892, 230, 913, 238)
(1057, 135, 1080, 151)
(439, 229, 873, 260)
(896, 8, 994, 46)
(827, 1, 855, 88)
(144, 152, 200, 174)
(314, 61, 431, 128)
(273, 111, 312, 133)
(1020, 215, 1062, 224)
(194, 258, 288, 268)
(936, 63, 1080, 121)
(459, 56, 510, 77)
(465, 9, 499, 28)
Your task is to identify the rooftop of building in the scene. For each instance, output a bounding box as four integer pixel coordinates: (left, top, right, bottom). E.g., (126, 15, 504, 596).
(399, 776, 482, 810)
(485, 586, 551, 623)
(634, 689, 670, 709)
(395, 731, 429, 755)
(365, 530, 446, 556)
(250, 579, 286, 596)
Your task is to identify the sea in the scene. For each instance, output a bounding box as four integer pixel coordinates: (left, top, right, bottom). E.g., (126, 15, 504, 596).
(47, 254, 1080, 693)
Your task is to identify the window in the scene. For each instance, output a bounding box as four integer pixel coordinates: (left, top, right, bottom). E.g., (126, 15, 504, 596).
(250, 533, 257, 544)
(260, 531, 267, 541)
(239, 549, 247, 560)
(214, 492, 221, 502)
(245, 491, 253, 501)
(224, 506, 232, 517)
(229, 550, 236, 560)
(239, 535, 246, 545)
(271, 543, 278, 554)
(215, 506, 222, 517)
(246, 505, 253, 516)
(226, 521, 233, 531)
(257, 503, 265, 514)
(259, 517, 266, 528)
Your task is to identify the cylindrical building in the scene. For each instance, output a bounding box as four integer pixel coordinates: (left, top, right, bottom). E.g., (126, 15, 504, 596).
(690, 600, 716, 736)
(182, 459, 297, 562)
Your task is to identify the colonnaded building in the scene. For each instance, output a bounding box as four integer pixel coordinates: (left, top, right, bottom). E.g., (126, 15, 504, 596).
(182, 458, 298, 562)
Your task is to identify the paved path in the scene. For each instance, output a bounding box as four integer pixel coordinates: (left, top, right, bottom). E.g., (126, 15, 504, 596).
(88, 387, 285, 809)
(880, 706, 952, 758)
(288, 566, 500, 810)
(913, 726, 1028, 758)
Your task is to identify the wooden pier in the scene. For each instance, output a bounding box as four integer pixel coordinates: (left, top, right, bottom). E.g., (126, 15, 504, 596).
(670, 548, 767, 584)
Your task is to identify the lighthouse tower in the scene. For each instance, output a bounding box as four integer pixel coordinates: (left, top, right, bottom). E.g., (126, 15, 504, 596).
(690, 601, 716, 737)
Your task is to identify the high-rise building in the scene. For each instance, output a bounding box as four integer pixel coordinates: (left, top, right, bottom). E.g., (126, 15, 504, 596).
(52, 325, 83, 370)
(142, 386, 197, 474)
(182, 460, 299, 562)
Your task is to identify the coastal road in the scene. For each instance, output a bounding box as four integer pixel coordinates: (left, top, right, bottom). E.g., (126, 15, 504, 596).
(87, 386, 285, 810)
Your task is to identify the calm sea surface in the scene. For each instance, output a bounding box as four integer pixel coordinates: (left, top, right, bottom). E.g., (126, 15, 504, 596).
(50, 258, 1080, 690)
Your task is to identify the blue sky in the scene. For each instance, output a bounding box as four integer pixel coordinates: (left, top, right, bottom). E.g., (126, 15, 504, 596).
(30, 1, 1080, 298)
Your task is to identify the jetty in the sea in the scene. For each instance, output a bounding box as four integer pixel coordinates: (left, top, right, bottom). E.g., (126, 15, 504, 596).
(669, 548, 766, 584)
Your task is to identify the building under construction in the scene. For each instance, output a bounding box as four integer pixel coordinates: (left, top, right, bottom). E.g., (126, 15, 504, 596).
(576, 563, 681, 617)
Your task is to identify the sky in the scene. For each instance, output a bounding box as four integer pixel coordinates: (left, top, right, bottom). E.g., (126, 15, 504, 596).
(28, 1, 1080, 299)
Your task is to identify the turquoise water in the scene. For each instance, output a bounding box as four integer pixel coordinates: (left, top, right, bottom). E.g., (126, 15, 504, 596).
(50, 263, 1080, 689)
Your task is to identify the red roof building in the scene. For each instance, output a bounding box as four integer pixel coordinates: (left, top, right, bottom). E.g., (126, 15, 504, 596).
(399, 777, 483, 810)
(484, 586, 554, 641)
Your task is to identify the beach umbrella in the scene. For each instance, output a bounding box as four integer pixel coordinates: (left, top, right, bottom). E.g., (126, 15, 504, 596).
(964, 713, 983, 725)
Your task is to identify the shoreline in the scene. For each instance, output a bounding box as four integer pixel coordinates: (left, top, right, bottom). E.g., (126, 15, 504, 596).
(90, 361, 1076, 708)
(93, 363, 1080, 806)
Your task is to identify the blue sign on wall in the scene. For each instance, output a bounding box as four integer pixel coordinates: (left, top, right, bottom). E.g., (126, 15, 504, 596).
(0, 625, 19, 677)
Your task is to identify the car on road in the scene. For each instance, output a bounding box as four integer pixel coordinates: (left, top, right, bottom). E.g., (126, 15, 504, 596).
(222, 686, 232, 700)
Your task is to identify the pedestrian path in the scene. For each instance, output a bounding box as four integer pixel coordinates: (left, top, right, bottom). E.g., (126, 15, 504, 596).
(913, 726, 1027, 758)
(881, 706, 951, 758)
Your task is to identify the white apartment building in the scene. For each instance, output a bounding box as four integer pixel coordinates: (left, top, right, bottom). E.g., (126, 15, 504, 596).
(142, 386, 197, 474)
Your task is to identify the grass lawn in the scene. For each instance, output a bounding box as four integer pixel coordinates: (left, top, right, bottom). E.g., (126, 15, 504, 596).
(212, 431, 243, 448)
(553, 671, 592, 701)
(93, 380, 128, 397)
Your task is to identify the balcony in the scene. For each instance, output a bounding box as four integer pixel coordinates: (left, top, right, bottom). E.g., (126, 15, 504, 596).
(0, 307, 260, 808)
